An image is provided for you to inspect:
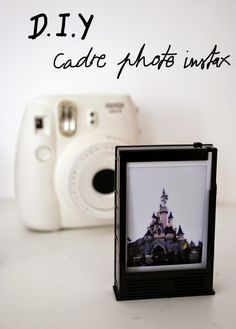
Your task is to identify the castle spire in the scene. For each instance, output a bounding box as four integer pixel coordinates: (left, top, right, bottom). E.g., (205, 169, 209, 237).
(159, 188, 168, 228)
(168, 211, 173, 224)
(177, 225, 184, 237)
(160, 188, 168, 206)
(168, 211, 173, 220)
(159, 188, 168, 214)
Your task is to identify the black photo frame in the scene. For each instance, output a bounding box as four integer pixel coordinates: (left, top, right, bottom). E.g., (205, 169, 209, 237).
(113, 143, 217, 300)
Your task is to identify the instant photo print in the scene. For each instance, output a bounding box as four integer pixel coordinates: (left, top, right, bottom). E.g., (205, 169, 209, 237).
(114, 143, 217, 300)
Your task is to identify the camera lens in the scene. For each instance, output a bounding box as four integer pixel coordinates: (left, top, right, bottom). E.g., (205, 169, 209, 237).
(92, 169, 114, 194)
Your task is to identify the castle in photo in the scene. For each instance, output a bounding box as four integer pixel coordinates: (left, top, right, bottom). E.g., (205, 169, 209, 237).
(127, 189, 203, 267)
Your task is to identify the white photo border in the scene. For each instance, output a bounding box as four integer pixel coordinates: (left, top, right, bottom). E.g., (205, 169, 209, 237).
(126, 155, 212, 272)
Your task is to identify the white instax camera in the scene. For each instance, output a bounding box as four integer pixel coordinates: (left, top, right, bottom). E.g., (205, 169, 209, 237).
(15, 95, 140, 231)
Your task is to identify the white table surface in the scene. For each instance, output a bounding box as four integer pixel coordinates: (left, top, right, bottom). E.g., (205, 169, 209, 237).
(0, 200, 235, 329)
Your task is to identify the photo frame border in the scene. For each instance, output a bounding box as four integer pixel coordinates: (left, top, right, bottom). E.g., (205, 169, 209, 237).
(114, 143, 217, 300)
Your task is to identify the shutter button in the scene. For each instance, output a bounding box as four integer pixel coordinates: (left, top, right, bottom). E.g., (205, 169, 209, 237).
(36, 146, 52, 162)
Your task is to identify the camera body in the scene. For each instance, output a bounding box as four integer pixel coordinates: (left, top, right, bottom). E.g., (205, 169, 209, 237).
(15, 95, 140, 231)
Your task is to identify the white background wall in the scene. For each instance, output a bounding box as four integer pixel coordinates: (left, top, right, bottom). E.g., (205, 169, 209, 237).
(1, 0, 235, 204)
